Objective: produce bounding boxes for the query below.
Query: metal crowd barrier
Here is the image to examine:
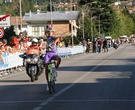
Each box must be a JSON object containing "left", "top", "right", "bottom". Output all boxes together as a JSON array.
[
  {"left": 0, "top": 46, "right": 84, "bottom": 74},
  {"left": 57, "top": 46, "right": 84, "bottom": 56},
  {"left": 0, "top": 52, "right": 23, "bottom": 71}
]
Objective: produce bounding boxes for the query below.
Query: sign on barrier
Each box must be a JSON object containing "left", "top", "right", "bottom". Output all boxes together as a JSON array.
[
  {"left": 0, "top": 52, "right": 23, "bottom": 71},
  {"left": 0, "top": 28, "right": 4, "bottom": 38}
]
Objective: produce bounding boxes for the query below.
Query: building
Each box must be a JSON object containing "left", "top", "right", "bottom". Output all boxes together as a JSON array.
[
  {"left": 10, "top": 16, "right": 27, "bottom": 35},
  {"left": 22, "top": 11, "right": 79, "bottom": 38}
]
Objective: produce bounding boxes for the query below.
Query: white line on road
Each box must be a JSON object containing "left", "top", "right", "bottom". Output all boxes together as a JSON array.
[
  {"left": 33, "top": 53, "right": 116, "bottom": 110},
  {"left": 40, "top": 99, "right": 135, "bottom": 102},
  {"left": 1, "top": 99, "right": 135, "bottom": 104},
  {"left": 0, "top": 99, "right": 135, "bottom": 104}
]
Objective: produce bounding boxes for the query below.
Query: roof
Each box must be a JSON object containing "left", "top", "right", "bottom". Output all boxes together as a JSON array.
[{"left": 23, "top": 11, "right": 79, "bottom": 22}]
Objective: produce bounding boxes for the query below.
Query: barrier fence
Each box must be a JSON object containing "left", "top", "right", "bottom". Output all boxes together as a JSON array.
[
  {"left": 0, "top": 46, "right": 84, "bottom": 71},
  {"left": 0, "top": 52, "right": 23, "bottom": 71}
]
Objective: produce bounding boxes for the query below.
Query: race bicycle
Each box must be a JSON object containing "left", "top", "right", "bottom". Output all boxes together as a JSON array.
[{"left": 45, "top": 41, "right": 59, "bottom": 94}]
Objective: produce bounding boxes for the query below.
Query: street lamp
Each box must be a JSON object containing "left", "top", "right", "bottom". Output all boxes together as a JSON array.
[
  {"left": 99, "top": 12, "right": 109, "bottom": 37},
  {"left": 91, "top": 11, "right": 96, "bottom": 41},
  {"left": 91, "top": 11, "right": 97, "bottom": 41}
]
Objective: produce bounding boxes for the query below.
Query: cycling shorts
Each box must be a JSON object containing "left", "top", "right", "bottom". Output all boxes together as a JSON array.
[{"left": 44, "top": 52, "right": 57, "bottom": 64}]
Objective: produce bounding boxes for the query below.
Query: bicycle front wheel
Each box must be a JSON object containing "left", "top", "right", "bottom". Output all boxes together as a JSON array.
[{"left": 48, "top": 81, "right": 55, "bottom": 94}]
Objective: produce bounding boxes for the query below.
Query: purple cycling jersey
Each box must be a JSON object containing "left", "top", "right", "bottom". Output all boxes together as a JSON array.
[
  {"left": 46, "top": 36, "right": 57, "bottom": 53},
  {"left": 44, "top": 36, "right": 58, "bottom": 64}
]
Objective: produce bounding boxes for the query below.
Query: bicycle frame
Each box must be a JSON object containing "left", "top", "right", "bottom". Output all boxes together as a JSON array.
[
  {"left": 48, "top": 62, "right": 55, "bottom": 94},
  {"left": 48, "top": 63, "right": 53, "bottom": 81}
]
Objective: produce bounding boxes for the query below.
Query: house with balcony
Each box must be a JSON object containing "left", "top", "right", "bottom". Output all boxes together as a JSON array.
[{"left": 22, "top": 10, "right": 79, "bottom": 38}]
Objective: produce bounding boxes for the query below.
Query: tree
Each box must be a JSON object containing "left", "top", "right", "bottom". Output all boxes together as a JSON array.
[{"left": 78, "top": 0, "right": 135, "bottom": 39}]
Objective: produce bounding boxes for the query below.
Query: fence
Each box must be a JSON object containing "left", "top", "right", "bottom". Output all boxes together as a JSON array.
[
  {"left": 0, "top": 46, "right": 84, "bottom": 71},
  {"left": 0, "top": 52, "right": 23, "bottom": 71}
]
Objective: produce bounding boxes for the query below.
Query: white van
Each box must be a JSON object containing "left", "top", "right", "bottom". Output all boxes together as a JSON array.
[{"left": 105, "top": 36, "right": 112, "bottom": 40}]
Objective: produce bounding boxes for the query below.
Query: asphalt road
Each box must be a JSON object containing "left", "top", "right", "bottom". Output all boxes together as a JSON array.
[{"left": 0, "top": 44, "right": 135, "bottom": 110}]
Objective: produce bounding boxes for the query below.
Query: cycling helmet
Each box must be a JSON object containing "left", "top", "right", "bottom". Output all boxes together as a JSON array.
[
  {"left": 45, "top": 25, "right": 54, "bottom": 32},
  {"left": 32, "top": 38, "right": 38, "bottom": 43}
]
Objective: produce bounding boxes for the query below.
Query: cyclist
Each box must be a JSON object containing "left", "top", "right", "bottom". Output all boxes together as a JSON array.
[{"left": 44, "top": 25, "right": 61, "bottom": 90}]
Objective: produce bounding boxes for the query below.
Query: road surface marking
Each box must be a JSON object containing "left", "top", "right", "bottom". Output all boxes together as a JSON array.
[
  {"left": 33, "top": 53, "right": 116, "bottom": 110},
  {"left": 1, "top": 99, "right": 135, "bottom": 104}
]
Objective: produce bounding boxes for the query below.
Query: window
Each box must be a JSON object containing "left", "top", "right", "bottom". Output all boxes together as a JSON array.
[
  {"left": 32, "top": 26, "right": 39, "bottom": 36},
  {"left": 41, "top": 26, "right": 45, "bottom": 36}
]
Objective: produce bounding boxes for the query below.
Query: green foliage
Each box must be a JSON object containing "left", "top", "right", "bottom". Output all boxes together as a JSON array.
[
  {"left": 1, "top": 0, "right": 135, "bottom": 42},
  {"left": 0, "top": 0, "right": 79, "bottom": 15},
  {"left": 78, "top": 0, "right": 135, "bottom": 40},
  {"left": 83, "top": 16, "right": 91, "bottom": 39}
]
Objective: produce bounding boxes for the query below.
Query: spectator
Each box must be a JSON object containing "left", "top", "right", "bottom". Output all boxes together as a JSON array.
[
  {"left": 86, "top": 39, "right": 91, "bottom": 53},
  {"left": 103, "top": 39, "right": 108, "bottom": 53},
  {"left": 97, "top": 38, "right": 103, "bottom": 53},
  {"left": 19, "top": 32, "right": 25, "bottom": 41},
  {"left": 68, "top": 40, "right": 71, "bottom": 46},
  {"left": 10, "top": 35, "right": 21, "bottom": 49},
  {"left": 27, "top": 37, "right": 32, "bottom": 47},
  {"left": 0, "top": 52, "right": 4, "bottom": 64},
  {"left": 93, "top": 38, "right": 97, "bottom": 53},
  {"left": 59, "top": 39, "right": 65, "bottom": 47},
  {"left": 0, "top": 40, "right": 4, "bottom": 64},
  {"left": 2, "top": 39, "right": 12, "bottom": 53},
  {"left": 18, "top": 40, "right": 26, "bottom": 52},
  {"left": 39, "top": 39, "right": 46, "bottom": 54},
  {"left": 82, "top": 38, "right": 87, "bottom": 54},
  {"left": 23, "top": 35, "right": 28, "bottom": 44}
]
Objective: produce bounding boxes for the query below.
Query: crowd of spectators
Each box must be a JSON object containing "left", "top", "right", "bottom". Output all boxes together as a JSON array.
[
  {"left": 92, "top": 37, "right": 123, "bottom": 53},
  {"left": 0, "top": 32, "right": 48, "bottom": 75},
  {"left": 0, "top": 32, "right": 132, "bottom": 76},
  {"left": 81, "top": 37, "right": 131, "bottom": 54},
  {"left": 0, "top": 33, "right": 132, "bottom": 63},
  {"left": 0, "top": 31, "right": 73, "bottom": 76},
  {"left": 0, "top": 33, "right": 49, "bottom": 55},
  {"left": 0, "top": 32, "right": 70, "bottom": 66}
]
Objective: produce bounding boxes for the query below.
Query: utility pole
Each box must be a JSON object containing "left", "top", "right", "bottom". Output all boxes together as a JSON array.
[
  {"left": 50, "top": 0, "right": 53, "bottom": 27},
  {"left": 20, "top": 0, "right": 22, "bottom": 32},
  {"left": 82, "top": 12, "right": 84, "bottom": 39},
  {"left": 99, "top": 13, "right": 101, "bottom": 37},
  {"left": 70, "top": 0, "right": 74, "bottom": 47},
  {"left": 91, "top": 11, "right": 93, "bottom": 41}
]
